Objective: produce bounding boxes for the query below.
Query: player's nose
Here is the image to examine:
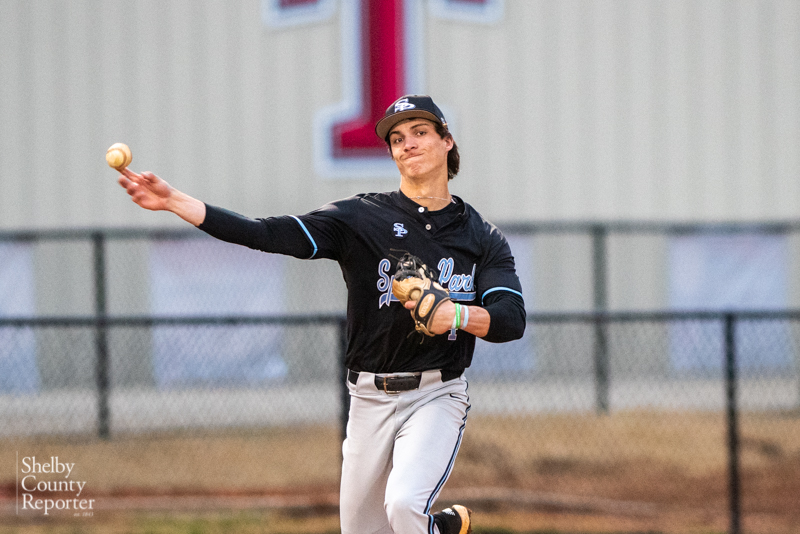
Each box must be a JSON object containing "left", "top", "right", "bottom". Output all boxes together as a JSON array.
[{"left": 402, "top": 136, "right": 417, "bottom": 151}]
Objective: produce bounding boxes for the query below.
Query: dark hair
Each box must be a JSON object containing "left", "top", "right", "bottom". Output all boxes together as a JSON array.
[
  {"left": 435, "top": 122, "right": 460, "bottom": 181},
  {"left": 385, "top": 120, "right": 460, "bottom": 180}
]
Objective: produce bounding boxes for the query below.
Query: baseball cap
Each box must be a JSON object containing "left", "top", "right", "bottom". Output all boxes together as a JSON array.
[{"left": 375, "top": 95, "right": 448, "bottom": 140}]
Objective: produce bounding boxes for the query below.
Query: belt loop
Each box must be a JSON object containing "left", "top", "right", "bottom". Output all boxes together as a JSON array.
[{"left": 347, "top": 369, "right": 359, "bottom": 386}]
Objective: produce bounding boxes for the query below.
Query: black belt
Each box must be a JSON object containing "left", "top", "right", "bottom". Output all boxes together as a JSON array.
[{"left": 347, "top": 369, "right": 461, "bottom": 393}]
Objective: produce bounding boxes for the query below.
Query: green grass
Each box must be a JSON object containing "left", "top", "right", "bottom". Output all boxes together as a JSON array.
[{"left": 0, "top": 512, "right": 595, "bottom": 534}]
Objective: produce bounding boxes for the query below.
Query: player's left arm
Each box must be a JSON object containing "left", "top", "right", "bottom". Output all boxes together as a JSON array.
[
  {"left": 402, "top": 299, "right": 491, "bottom": 338},
  {"left": 474, "top": 290, "right": 526, "bottom": 342},
  {"left": 402, "top": 231, "right": 525, "bottom": 340},
  {"left": 402, "top": 289, "right": 523, "bottom": 340},
  {"left": 468, "top": 228, "right": 526, "bottom": 342}
]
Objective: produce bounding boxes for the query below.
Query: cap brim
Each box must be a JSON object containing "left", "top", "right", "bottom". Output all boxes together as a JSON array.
[{"left": 375, "top": 110, "right": 443, "bottom": 140}]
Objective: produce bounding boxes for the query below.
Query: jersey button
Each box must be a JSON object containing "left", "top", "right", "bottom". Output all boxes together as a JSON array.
[
  {"left": 425, "top": 224, "right": 432, "bottom": 230},
  {"left": 418, "top": 207, "right": 425, "bottom": 213}
]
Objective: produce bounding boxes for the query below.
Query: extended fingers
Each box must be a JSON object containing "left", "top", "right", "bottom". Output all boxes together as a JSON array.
[
  {"left": 120, "top": 167, "right": 140, "bottom": 180},
  {"left": 140, "top": 171, "right": 157, "bottom": 183},
  {"left": 117, "top": 173, "right": 139, "bottom": 194},
  {"left": 118, "top": 169, "right": 150, "bottom": 200}
]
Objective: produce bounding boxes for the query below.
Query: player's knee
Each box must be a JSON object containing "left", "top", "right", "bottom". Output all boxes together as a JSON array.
[{"left": 384, "top": 492, "right": 421, "bottom": 527}]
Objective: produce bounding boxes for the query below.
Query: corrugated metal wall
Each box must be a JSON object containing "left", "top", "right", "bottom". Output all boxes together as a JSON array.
[{"left": 1, "top": 0, "right": 798, "bottom": 230}]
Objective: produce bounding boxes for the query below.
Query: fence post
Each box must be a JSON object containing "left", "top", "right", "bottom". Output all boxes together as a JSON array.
[
  {"left": 592, "top": 225, "right": 609, "bottom": 414},
  {"left": 92, "top": 232, "right": 110, "bottom": 440},
  {"left": 338, "top": 318, "right": 349, "bottom": 445},
  {"left": 724, "top": 313, "right": 741, "bottom": 534}
]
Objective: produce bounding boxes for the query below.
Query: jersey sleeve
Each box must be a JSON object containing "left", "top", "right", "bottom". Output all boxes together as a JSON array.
[
  {"left": 476, "top": 226, "right": 526, "bottom": 343},
  {"left": 292, "top": 200, "right": 356, "bottom": 261},
  {"left": 198, "top": 202, "right": 352, "bottom": 261},
  {"left": 477, "top": 226, "right": 524, "bottom": 304}
]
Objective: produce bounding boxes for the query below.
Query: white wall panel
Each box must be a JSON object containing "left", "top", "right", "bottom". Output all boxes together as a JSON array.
[
  {"left": 429, "top": 0, "right": 800, "bottom": 222},
  {"left": 0, "top": 0, "right": 798, "bottom": 229}
]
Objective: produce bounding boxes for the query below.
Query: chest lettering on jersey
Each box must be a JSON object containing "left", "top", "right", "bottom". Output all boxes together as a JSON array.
[
  {"left": 377, "top": 258, "right": 396, "bottom": 308},
  {"left": 437, "top": 258, "right": 477, "bottom": 301},
  {"left": 377, "top": 257, "right": 477, "bottom": 309}
]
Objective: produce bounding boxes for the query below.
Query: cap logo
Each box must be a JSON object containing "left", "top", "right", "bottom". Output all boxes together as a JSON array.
[{"left": 394, "top": 98, "right": 416, "bottom": 113}]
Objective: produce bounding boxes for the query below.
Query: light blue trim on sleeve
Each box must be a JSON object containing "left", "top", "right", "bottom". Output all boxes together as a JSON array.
[
  {"left": 481, "top": 286, "right": 523, "bottom": 305},
  {"left": 290, "top": 216, "right": 318, "bottom": 259}
]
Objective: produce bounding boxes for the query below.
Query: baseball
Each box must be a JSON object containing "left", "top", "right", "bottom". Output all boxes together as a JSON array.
[{"left": 106, "top": 143, "right": 132, "bottom": 170}]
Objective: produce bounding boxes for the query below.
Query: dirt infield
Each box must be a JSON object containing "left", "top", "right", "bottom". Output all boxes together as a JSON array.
[{"left": 2, "top": 411, "right": 799, "bottom": 533}]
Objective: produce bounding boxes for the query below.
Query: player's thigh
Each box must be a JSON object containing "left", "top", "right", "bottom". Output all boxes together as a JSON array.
[
  {"left": 388, "top": 384, "right": 470, "bottom": 502},
  {"left": 342, "top": 387, "right": 398, "bottom": 458},
  {"left": 340, "top": 390, "right": 397, "bottom": 533}
]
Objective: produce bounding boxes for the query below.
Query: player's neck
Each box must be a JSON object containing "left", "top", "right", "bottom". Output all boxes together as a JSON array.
[{"left": 400, "top": 179, "right": 451, "bottom": 211}]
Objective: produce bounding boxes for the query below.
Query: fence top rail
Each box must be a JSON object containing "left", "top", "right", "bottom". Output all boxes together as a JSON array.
[
  {"left": 526, "top": 309, "right": 800, "bottom": 322},
  {"left": 498, "top": 220, "right": 800, "bottom": 235},
  {"left": 0, "top": 313, "right": 347, "bottom": 327},
  {"left": 0, "top": 227, "right": 202, "bottom": 242},
  {"left": 3, "top": 309, "right": 800, "bottom": 327},
  {"left": 3, "top": 220, "right": 800, "bottom": 241}
]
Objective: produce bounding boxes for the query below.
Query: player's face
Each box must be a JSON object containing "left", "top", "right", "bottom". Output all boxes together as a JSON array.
[{"left": 388, "top": 119, "right": 453, "bottom": 181}]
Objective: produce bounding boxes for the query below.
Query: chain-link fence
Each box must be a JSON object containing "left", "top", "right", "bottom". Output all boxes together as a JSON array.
[{"left": 2, "top": 227, "right": 799, "bottom": 533}]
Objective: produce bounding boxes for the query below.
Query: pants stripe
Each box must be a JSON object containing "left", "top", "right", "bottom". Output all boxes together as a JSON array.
[{"left": 425, "top": 388, "right": 471, "bottom": 534}]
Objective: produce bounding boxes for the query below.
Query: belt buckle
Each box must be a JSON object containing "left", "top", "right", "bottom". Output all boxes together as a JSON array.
[{"left": 382, "top": 377, "right": 400, "bottom": 395}]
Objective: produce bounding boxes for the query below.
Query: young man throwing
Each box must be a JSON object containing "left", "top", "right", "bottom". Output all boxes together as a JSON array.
[{"left": 117, "top": 95, "right": 526, "bottom": 534}]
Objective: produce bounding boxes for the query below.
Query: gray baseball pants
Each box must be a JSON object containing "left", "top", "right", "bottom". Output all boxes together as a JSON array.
[{"left": 339, "top": 369, "right": 470, "bottom": 534}]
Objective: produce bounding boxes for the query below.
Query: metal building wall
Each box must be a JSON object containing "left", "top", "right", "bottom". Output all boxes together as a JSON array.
[
  {"left": 0, "top": 0, "right": 798, "bottom": 231},
  {"left": 429, "top": 0, "right": 800, "bottom": 221}
]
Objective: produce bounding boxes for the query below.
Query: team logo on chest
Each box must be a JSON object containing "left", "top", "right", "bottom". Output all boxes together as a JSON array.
[{"left": 393, "top": 223, "right": 408, "bottom": 239}]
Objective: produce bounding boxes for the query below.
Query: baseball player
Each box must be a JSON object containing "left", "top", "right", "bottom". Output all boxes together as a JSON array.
[{"left": 116, "top": 94, "right": 525, "bottom": 534}]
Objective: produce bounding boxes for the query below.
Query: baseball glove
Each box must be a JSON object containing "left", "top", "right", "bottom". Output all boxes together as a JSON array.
[{"left": 391, "top": 253, "right": 451, "bottom": 337}]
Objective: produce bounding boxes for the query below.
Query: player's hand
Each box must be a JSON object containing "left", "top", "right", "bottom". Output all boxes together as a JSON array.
[
  {"left": 404, "top": 299, "right": 456, "bottom": 335},
  {"left": 118, "top": 169, "right": 172, "bottom": 211}
]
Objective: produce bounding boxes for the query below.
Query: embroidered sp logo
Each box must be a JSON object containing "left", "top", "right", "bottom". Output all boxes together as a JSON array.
[
  {"left": 394, "top": 98, "right": 416, "bottom": 112},
  {"left": 393, "top": 223, "right": 408, "bottom": 239}
]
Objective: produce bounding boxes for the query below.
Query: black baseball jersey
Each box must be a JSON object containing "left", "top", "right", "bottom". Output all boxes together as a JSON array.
[{"left": 199, "top": 190, "right": 525, "bottom": 375}]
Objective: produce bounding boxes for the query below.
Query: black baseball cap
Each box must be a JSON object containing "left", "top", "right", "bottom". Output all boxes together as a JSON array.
[{"left": 375, "top": 95, "right": 448, "bottom": 140}]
